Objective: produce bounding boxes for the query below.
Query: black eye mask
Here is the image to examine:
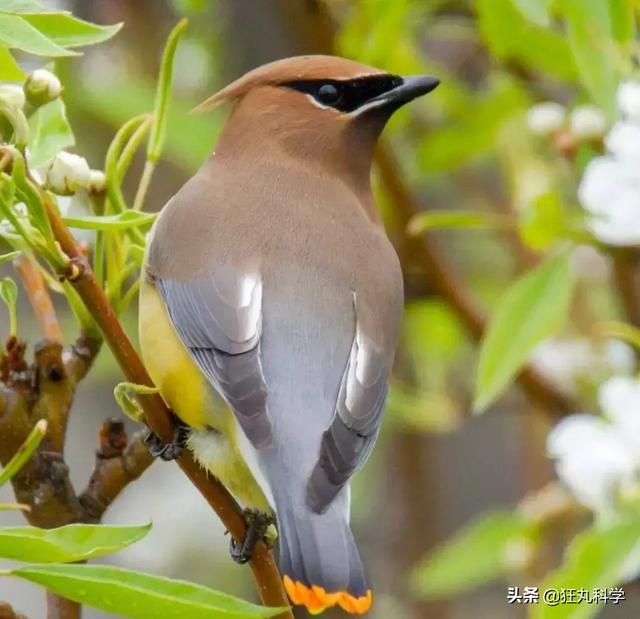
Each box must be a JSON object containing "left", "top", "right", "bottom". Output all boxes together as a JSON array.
[{"left": 282, "top": 75, "right": 403, "bottom": 113}]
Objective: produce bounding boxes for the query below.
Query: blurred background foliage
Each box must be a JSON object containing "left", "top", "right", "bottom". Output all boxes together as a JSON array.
[{"left": 2, "top": 0, "right": 640, "bottom": 618}]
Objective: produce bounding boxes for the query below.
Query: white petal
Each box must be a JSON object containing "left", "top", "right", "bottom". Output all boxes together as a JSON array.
[
  {"left": 548, "top": 412, "right": 638, "bottom": 512},
  {"left": 604, "top": 340, "right": 636, "bottom": 376},
  {"left": 588, "top": 218, "right": 640, "bottom": 247},
  {"left": 578, "top": 156, "right": 640, "bottom": 215},
  {"left": 30, "top": 69, "right": 62, "bottom": 99},
  {"left": 547, "top": 413, "right": 611, "bottom": 458},
  {"left": 605, "top": 121, "right": 640, "bottom": 162},
  {"left": 46, "top": 151, "right": 91, "bottom": 194},
  {"left": 0, "top": 84, "right": 25, "bottom": 109},
  {"left": 617, "top": 80, "right": 640, "bottom": 124},
  {"left": 600, "top": 376, "right": 640, "bottom": 457},
  {"left": 554, "top": 448, "right": 636, "bottom": 512},
  {"left": 570, "top": 105, "right": 608, "bottom": 140},
  {"left": 526, "top": 102, "right": 566, "bottom": 136}
]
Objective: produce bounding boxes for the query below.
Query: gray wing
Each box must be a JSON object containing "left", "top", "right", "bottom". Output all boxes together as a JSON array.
[
  {"left": 154, "top": 266, "right": 273, "bottom": 448},
  {"left": 306, "top": 298, "right": 390, "bottom": 513}
]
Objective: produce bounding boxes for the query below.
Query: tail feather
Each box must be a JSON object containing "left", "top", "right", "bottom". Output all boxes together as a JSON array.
[{"left": 275, "top": 489, "right": 371, "bottom": 614}]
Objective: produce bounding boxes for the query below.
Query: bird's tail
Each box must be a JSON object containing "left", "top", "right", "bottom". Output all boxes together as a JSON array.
[{"left": 274, "top": 489, "right": 371, "bottom": 615}]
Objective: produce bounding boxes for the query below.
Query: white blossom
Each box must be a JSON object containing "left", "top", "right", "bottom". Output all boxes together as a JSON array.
[
  {"left": 25, "top": 69, "right": 62, "bottom": 105},
  {"left": 578, "top": 156, "right": 640, "bottom": 245},
  {"left": 45, "top": 151, "right": 91, "bottom": 194},
  {"left": 617, "top": 80, "right": 640, "bottom": 124},
  {"left": 576, "top": 80, "right": 640, "bottom": 246},
  {"left": 531, "top": 337, "right": 634, "bottom": 395},
  {"left": 569, "top": 105, "right": 607, "bottom": 140},
  {"left": 0, "top": 84, "right": 25, "bottom": 109},
  {"left": 526, "top": 102, "right": 566, "bottom": 136},
  {"left": 605, "top": 121, "right": 640, "bottom": 162},
  {"left": 547, "top": 376, "right": 640, "bottom": 515}
]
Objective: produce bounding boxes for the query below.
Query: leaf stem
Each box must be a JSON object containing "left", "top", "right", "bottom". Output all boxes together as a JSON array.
[{"left": 132, "top": 160, "right": 154, "bottom": 212}]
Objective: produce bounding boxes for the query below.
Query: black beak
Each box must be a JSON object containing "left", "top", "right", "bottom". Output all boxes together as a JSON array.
[{"left": 369, "top": 75, "right": 440, "bottom": 108}]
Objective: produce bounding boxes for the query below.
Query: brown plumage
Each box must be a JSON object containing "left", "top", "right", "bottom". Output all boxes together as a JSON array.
[{"left": 139, "top": 55, "right": 438, "bottom": 615}]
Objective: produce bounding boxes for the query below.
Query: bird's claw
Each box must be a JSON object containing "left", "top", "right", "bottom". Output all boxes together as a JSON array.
[
  {"left": 143, "top": 422, "right": 189, "bottom": 461},
  {"left": 229, "top": 511, "right": 274, "bottom": 564}
]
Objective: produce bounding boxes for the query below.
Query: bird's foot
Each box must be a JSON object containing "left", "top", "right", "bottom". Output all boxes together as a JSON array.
[
  {"left": 143, "top": 421, "right": 190, "bottom": 461},
  {"left": 229, "top": 510, "right": 274, "bottom": 564}
]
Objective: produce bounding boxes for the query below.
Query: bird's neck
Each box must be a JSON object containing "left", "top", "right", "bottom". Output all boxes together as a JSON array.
[{"left": 212, "top": 107, "right": 382, "bottom": 223}]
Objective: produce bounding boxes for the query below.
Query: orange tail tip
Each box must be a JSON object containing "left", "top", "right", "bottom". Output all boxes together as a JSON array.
[{"left": 283, "top": 575, "right": 372, "bottom": 615}]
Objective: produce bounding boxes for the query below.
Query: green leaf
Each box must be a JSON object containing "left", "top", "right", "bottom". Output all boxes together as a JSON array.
[
  {"left": 518, "top": 192, "right": 566, "bottom": 250},
  {"left": 557, "top": 0, "right": 620, "bottom": 116},
  {"left": 0, "top": 13, "right": 77, "bottom": 57},
  {"left": 0, "top": 523, "right": 150, "bottom": 563},
  {"left": 411, "top": 511, "right": 537, "bottom": 599},
  {"left": 22, "top": 14, "right": 122, "bottom": 48},
  {"left": 476, "top": 0, "right": 576, "bottom": 81},
  {"left": 608, "top": 0, "right": 635, "bottom": 43},
  {"left": 531, "top": 520, "right": 640, "bottom": 619},
  {"left": 0, "top": 250, "right": 20, "bottom": 265},
  {"left": 0, "top": 276, "right": 18, "bottom": 335},
  {"left": 511, "top": 0, "right": 550, "bottom": 27},
  {"left": 0, "top": 419, "right": 46, "bottom": 487},
  {"left": 62, "top": 210, "right": 156, "bottom": 231},
  {"left": 474, "top": 252, "right": 575, "bottom": 412},
  {"left": 8, "top": 564, "right": 286, "bottom": 619},
  {"left": 11, "top": 150, "right": 56, "bottom": 250},
  {"left": 408, "top": 210, "right": 511, "bottom": 235},
  {"left": 148, "top": 18, "right": 188, "bottom": 163},
  {"left": 0, "top": 46, "right": 24, "bottom": 80},
  {"left": 28, "top": 98, "right": 75, "bottom": 167}
]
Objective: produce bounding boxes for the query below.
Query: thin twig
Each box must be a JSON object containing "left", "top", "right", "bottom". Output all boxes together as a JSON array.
[
  {"left": 14, "top": 255, "right": 63, "bottom": 344},
  {"left": 37, "top": 188, "right": 292, "bottom": 615},
  {"left": 79, "top": 422, "right": 153, "bottom": 522}
]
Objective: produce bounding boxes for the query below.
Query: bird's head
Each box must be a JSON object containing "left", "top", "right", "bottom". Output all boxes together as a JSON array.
[{"left": 195, "top": 55, "right": 439, "bottom": 179}]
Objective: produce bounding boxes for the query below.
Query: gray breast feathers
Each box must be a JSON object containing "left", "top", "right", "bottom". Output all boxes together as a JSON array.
[
  {"left": 155, "top": 266, "right": 273, "bottom": 448},
  {"left": 306, "top": 294, "right": 390, "bottom": 513}
]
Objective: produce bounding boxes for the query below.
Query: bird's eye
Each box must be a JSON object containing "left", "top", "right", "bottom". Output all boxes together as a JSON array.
[{"left": 316, "top": 83, "right": 342, "bottom": 105}]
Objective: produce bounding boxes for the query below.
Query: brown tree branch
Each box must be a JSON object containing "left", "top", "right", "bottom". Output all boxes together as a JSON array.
[
  {"left": 0, "top": 601, "right": 28, "bottom": 619},
  {"left": 374, "top": 144, "right": 574, "bottom": 417},
  {"left": 79, "top": 420, "right": 153, "bottom": 522},
  {"left": 14, "top": 256, "right": 63, "bottom": 344},
  {"left": 45, "top": 593, "right": 78, "bottom": 619},
  {"left": 612, "top": 248, "right": 640, "bottom": 329},
  {"left": 37, "top": 189, "right": 292, "bottom": 615}
]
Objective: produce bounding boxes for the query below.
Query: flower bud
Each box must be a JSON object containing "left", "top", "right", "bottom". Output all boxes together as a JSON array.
[
  {"left": 0, "top": 84, "right": 26, "bottom": 110},
  {"left": 24, "top": 69, "right": 62, "bottom": 107},
  {"left": 569, "top": 105, "right": 607, "bottom": 140},
  {"left": 617, "top": 80, "right": 640, "bottom": 124},
  {"left": 87, "top": 169, "right": 106, "bottom": 194},
  {"left": 45, "top": 151, "right": 91, "bottom": 195},
  {"left": 526, "top": 102, "right": 566, "bottom": 136}
]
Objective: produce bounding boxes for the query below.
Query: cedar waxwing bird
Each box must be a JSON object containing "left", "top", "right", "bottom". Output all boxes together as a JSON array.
[{"left": 139, "top": 55, "right": 439, "bottom": 615}]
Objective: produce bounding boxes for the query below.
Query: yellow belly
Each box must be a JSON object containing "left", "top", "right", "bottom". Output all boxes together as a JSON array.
[{"left": 138, "top": 278, "right": 270, "bottom": 511}]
